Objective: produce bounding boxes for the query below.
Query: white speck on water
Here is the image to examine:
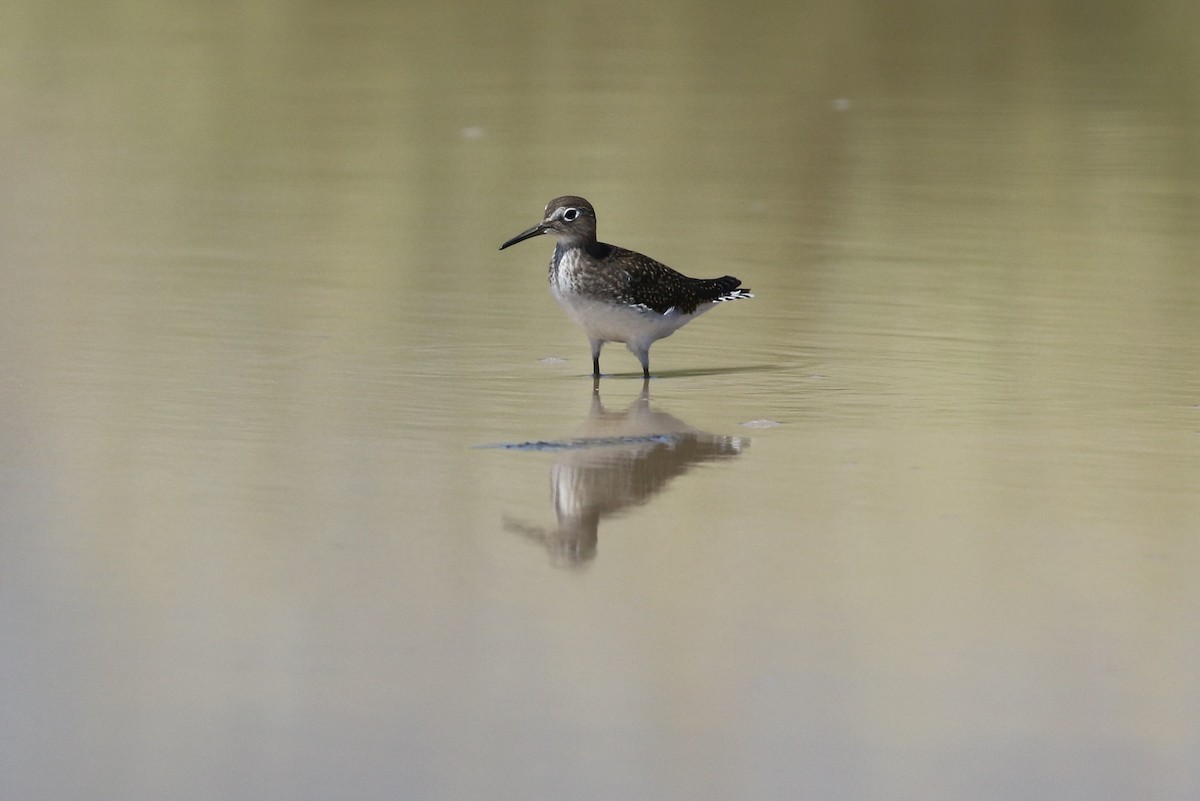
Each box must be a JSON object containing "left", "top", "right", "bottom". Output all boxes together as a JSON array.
[
  {"left": 460, "top": 126, "right": 486, "bottom": 140},
  {"left": 832, "top": 98, "right": 852, "bottom": 111},
  {"left": 741, "top": 419, "right": 781, "bottom": 429},
  {"left": 539, "top": 357, "right": 567, "bottom": 365}
]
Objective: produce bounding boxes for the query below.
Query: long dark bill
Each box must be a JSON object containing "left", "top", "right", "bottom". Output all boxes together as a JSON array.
[{"left": 498, "top": 224, "right": 547, "bottom": 251}]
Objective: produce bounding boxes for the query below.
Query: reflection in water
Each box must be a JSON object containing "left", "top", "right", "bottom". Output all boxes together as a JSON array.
[{"left": 504, "top": 380, "right": 747, "bottom": 566}]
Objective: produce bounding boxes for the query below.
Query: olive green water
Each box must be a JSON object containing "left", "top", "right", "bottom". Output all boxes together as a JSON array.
[{"left": 3, "top": 2, "right": 1199, "bottom": 800}]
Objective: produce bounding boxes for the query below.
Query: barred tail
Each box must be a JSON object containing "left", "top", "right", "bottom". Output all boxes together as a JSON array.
[{"left": 713, "top": 288, "right": 753, "bottom": 302}]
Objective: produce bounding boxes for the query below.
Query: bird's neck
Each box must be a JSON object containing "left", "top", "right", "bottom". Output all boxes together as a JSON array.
[{"left": 555, "top": 239, "right": 611, "bottom": 260}]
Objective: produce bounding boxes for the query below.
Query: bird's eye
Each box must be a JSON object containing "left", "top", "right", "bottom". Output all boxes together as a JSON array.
[{"left": 562, "top": 208, "right": 580, "bottom": 222}]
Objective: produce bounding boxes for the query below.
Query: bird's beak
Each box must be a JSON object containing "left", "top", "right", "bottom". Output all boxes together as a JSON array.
[{"left": 499, "top": 222, "right": 548, "bottom": 250}]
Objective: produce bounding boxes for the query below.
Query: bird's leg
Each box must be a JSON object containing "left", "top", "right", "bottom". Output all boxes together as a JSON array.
[
  {"left": 631, "top": 342, "right": 651, "bottom": 380},
  {"left": 590, "top": 339, "right": 603, "bottom": 378}
]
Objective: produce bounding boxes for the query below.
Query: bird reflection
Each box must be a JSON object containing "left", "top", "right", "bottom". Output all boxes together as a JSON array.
[{"left": 504, "top": 379, "right": 747, "bottom": 567}]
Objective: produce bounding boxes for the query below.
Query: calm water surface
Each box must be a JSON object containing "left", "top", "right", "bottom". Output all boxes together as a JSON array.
[{"left": 3, "top": 2, "right": 1199, "bottom": 800}]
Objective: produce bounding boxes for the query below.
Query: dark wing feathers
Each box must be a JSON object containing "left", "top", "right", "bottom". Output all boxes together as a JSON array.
[{"left": 606, "top": 246, "right": 745, "bottom": 314}]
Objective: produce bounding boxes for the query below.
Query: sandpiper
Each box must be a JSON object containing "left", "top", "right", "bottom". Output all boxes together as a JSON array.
[{"left": 499, "top": 196, "right": 753, "bottom": 378}]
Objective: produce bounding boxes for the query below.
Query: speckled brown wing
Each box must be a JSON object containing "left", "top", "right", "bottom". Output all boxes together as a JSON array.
[{"left": 607, "top": 246, "right": 746, "bottom": 314}]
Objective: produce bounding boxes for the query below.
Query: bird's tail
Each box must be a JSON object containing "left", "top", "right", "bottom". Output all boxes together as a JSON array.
[{"left": 700, "top": 275, "right": 753, "bottom": 302}]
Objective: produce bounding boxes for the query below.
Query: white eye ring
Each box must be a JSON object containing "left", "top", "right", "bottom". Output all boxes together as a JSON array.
[{"left": 562, "top": 208, "right": 580, "bottom": 222}]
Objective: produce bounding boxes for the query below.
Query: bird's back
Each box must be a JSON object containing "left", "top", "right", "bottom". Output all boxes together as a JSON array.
[{"left": 553, "top": 243, "right": 746, "bottom": 316}]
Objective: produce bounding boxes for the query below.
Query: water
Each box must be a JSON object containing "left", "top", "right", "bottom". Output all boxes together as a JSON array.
[{"left": 3, "top": 2, "right": 1199, "bottom": 800}]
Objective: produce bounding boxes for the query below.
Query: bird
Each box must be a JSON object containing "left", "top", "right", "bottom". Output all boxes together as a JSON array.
[{"left": 499, "top": 196, "right": 753, "bottom": 379}]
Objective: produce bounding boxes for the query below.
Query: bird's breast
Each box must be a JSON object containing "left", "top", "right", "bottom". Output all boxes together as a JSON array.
[{"left": 549, "top": 247, "right": 616, "bottom": 297}]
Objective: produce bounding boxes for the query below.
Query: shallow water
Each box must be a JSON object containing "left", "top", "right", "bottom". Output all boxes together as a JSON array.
[{"left": 3, "top": 2, "right": 1199, "bottom": 800}]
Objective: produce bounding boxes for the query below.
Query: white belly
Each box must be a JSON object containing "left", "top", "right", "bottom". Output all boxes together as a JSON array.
[{"left": 552, "top": 290, "right": 709, "bottom": 346}]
